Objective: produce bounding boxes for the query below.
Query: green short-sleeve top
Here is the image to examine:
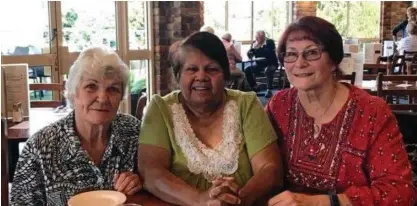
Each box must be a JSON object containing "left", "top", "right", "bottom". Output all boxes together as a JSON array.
[{"left": 139, "top": 89, "right": 277, "bottom": 190}]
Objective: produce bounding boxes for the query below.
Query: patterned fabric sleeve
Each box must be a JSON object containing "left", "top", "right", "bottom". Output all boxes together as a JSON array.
[
  {"left": 10, "top": 136, "right": 46, "bottom": 206},
  {"left": 344, "top": 102, "right": 417, "bottom": 205}
]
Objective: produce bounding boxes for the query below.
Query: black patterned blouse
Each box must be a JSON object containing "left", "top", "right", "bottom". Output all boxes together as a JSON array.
[{"left": 10, "top": 112, "right": 140, "bottom": 206}]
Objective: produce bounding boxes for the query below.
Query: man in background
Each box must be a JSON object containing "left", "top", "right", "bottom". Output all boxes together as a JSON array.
[{"left": 245, "top": 30, "right": 278, "bottom": 98}]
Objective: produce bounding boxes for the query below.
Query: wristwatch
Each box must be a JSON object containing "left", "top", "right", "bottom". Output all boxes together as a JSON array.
[{"left": 329, "top": 193, "right": 340, "bottom": 206}]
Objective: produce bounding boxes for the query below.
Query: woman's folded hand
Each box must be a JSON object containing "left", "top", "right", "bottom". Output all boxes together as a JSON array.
[{"left": 113, "top": 171, "right": 143, "bottom": 195}]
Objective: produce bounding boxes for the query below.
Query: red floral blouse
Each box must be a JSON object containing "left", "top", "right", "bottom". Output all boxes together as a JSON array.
[{"left": 266, "top": 85, "right": 416, "bottom": 206}]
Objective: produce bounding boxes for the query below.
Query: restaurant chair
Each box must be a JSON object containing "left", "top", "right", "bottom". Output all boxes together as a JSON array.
[
  {"left": 403, "top": 51, "right": 417, "bottom": 75},
  {"left": 391, "top": 54, "right": 407, "bottom": 74},
  {"left": 376, "top": 72, "right": 417, "bottom": 110},
  {"left": 1, "top": 118, "right": 9, "bottom": 205},
  {"left": 403, "top": 50, "right": 417, "bottom": 61},
  {"left": 29, "top": 82, "right": 65, "bottom": 108},
  {"left": 135, "top": 88, "right": 147, "bottom": 121},
  {"left": 339, "top": 72, "right": 356, "bottom": 85},
  {"left": 363, "top": 62, "right": 387, "bottom": 75}
]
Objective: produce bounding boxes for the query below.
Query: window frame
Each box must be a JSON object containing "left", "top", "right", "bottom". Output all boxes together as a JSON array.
[
  {"left": 211, "top": 1, "right": 293, "bottom": 44},
  {"left": 1, "top": 1, "right": 154, "bottom": 114}
]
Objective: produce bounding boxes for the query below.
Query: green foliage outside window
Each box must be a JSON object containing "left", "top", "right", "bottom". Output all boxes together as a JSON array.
[{"left": 317, "top": 1, "right": 380, "bottom": 39}]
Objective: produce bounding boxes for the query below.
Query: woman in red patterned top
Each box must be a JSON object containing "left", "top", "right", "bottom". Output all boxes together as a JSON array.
[{"left": 266, "top": 16, "right": 416, "bottom": 206}]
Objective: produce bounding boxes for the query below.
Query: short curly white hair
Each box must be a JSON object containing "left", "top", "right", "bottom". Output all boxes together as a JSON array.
[
  {"left": 200, "top": 25, "right": 215, "bottom": 34},
  {"left": 65, "top": 46, "right": 129, "bottom": 108}
]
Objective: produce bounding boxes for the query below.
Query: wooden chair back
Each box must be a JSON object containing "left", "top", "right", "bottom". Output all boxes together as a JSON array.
[
  {"left": 403, "top": 50, "right": 417, "bottom": 61},
  {"left": 29, "top": 82, "right": 65, "bottom": 108},
  {"left": 391, "top": 54, "right": 406, "bottom": 74},
  {"left": 363, "top": 63, "right": 387, "bottom": 74},
  {"left": 135, "top": 89, "right": 147, "bottom": 121},
  {"left": 376, "top": 72, "right": 417, "bottom": 111},
  {"left": 339, "top": 72, "right": 356, "bottom": 85}
]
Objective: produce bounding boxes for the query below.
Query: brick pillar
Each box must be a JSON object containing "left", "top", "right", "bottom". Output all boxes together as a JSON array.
[
  {"left": 380, "top": 1, "right": 412, "bottom": 41},
  {"left": 152, "top": 1, "right": 203, "bottom": 95},
  {"left": 293, "top": 1, "right": 317, "bottom": 21}
]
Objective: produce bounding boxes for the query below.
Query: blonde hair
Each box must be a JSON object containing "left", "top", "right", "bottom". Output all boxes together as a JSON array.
[
  {"left": 407, "top": 7, "right": 417, "bottom": 15},
  {"left": 407, "top": 22, "right": 417, "bottom": 35}
]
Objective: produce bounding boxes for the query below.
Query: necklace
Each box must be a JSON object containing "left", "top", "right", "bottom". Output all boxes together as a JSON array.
[{"left": 313, "top": 88, "right": 337, "bottom": 137}]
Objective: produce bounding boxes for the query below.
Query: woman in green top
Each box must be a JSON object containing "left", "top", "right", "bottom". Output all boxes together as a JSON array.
[{"left": 138, "top": 32, "right": 283, "bottom": 206}]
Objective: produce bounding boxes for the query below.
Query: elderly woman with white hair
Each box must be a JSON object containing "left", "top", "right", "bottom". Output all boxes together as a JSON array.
[{"left": 10, "top": 46, "right": 142, "bottom": 206}]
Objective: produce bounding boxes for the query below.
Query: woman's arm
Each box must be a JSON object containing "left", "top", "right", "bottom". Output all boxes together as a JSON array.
[
  {"left": 392, "top": 20, "right": 408, "bottom": 42},
  {"left": 10, "top": 138, "right": 46, "bottom": 206},
  {"left": 342, "top": 103, "right": 416, "bottom": 205},
  {"left": 139, "top": 145, "right": 241, "bottom": 206},
  {"left": 239, "top": 143, "right": 283, "bottom": 205},
  {"left": 138, "top": 144, "right": 202, "bottom": 206}
]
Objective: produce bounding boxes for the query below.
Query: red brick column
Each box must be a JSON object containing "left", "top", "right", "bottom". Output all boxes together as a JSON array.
[
  {"left": 152, "top": 1, "right": 203, "bottom": 95},
  {"left": 380, "top": 1, "right": 412, "bottom": 41},
  {"left": 293, "top": 1, "right": 317, "bottom": 21}
]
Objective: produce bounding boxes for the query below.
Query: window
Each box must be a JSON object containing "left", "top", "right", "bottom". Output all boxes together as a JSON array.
[
  {"left": 204, "top": 1, "right": 291, "bottom": 42},
  {"left": 61, "top": 2, "right": 117, "bottom": 52},
  {"left": 253, "top": 1, "right": 290, "bottom": 42},
  {"left": 1, "top": 2, "right": 153, "bottom": 114},
  {"left": 317, "top": 1, "right": 380, "bottom": 39},
  {"left": 1, "top": 1, "right": 50, "bottom": 56}
]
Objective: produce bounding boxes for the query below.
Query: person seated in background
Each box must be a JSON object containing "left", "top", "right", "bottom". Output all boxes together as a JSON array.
[
  {"left": 221, "top": 32, "right": 246, "bottom": 90},
  {"left": 10, "top": 46, "right": 142, "bottom": 206},
  {"left": 397, "top": 22, "right": 417, "bottom": 55},
  {"left": 200, "top": 25, "right": 215, "bottom": 34},
  {"left": 245, "top": 30, "right": 278, "bottom": 98},
  {"left": 267, "top": 16, "right": 416, "bottom": 206},
  {"left": 393, "top": 7, "right": 417, "bottom": 44},
  {"left": 138, "top": 32, "right": 283, "bottom": 206}
]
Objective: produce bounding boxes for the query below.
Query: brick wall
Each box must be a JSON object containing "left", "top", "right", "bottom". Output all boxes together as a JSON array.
[
  {"left": 380, "top": 1, "right": 412, "bottom": 41},
  {"left": 293, "top": 1, "right": 317, "bottom": 21},
  {"left": 152, "top": 1, "right": 203, "bottom": 95}
]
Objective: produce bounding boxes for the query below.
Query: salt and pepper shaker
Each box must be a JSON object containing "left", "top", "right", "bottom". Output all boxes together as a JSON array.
[{"left": 12, "top": 102, "right": 23, "bottom": 123}]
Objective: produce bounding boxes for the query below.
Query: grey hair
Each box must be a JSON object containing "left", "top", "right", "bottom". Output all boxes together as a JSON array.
[
  {"left": 200, "top": 25, "right": 215, "bottom": 34},
  {"left": 221, "top": 32, "right": 232, "bottom": 42},
  {"left": 64, "top": 46, "right": 129, "bottom": 108}
]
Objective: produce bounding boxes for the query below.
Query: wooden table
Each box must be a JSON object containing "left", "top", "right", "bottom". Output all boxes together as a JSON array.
[
  {"left": 126, "top": 192, "right": 175, "bottom": 206},
  {"left": 7, "top": 107, "right": 71, "bottom": 181}
]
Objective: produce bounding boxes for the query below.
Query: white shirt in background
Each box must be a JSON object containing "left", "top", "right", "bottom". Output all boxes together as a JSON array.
[{"left": 397, "top": 35, "right": 417, "bottom": 54}]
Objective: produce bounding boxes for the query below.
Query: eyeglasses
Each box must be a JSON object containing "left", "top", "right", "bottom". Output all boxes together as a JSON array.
[{"left": 281, "top": 47, "right": 324, "bottom": 63}]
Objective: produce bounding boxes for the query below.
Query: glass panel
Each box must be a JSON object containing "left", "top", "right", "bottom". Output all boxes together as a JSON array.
[
  {"left": 61, "top": 2, "right": 117, "bottom": 52},
  {"left": 29, "top": 65, "right": 53, "bottom": 101},
  {"left": 204, "top": 1, "right": 226, "bottom": 36},
  {"left": 228, "top": 2, "right": 252, "bottom": 41},
  {"left": 254, "top": 1, "right": 288, "bottom": 41},
  {"left": 129, "top": 60, "right": 148, "bottom": 115},
  {"left": 1, "top": 1, "right": 50, "bottom": 56},
  {"left": 240, "top": 44, "right": 252, "bottom": 60},
  {"left": 317, "top": 1, "right": 380, "bottom": 38},
  {"left": 128, "top": 1, "right": 148, "bottom": 50},
  {"left": 130, "top": 60, "right": 148, "bottom": 94}
]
